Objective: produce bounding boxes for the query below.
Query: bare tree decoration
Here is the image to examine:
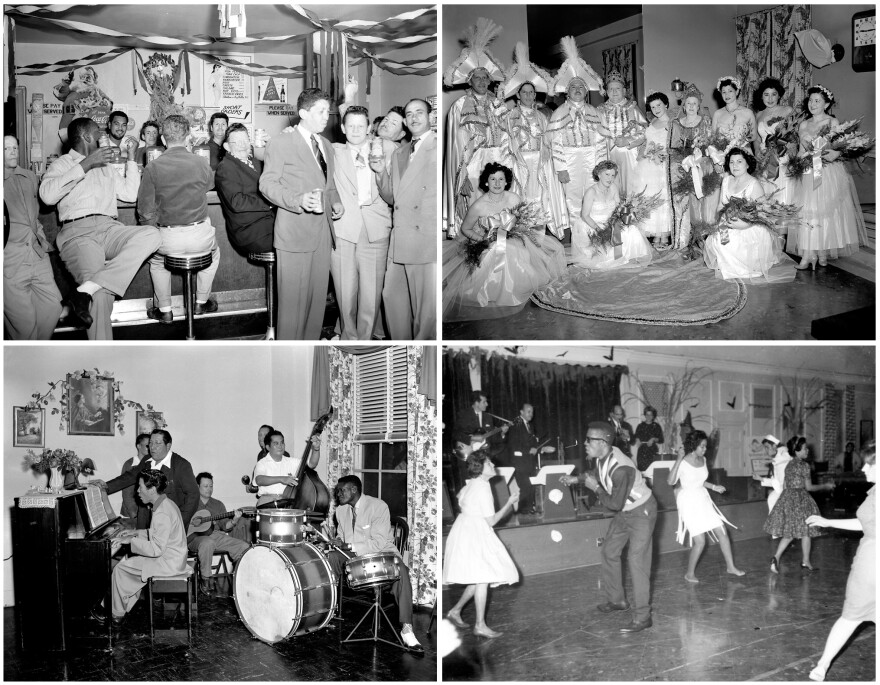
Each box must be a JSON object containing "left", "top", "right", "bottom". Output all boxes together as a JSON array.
[
  {"left": 778, "top": 371, "right": 827, "bottom": 437},
  {"left": 622, "top": 363, "right": 713, "bottom": 453}
]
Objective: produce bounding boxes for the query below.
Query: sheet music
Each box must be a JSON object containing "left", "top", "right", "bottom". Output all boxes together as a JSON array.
[
  {"left": 495, "top": 467, "right": 515, "bottom": 484},
  {"left": 529, "top": 464, "right": 574, "bottom": 486},
  {"left": 82, "top": 484, "right": 110, "bottom": 530}
]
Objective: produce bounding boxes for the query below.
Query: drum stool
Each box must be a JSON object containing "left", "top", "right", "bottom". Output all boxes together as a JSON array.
[
  {"left": 163, "top": 252, "right": 213, "bottom": 340},
  {"left": 147, "top": 566, "right": 195, "bottom": 641},
  {"left": 248, "top": 251, "right": 276, "bottom": 340}
]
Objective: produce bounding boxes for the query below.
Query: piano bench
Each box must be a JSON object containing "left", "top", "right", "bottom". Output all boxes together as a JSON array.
[{"left": 147, "top": 568, "right": 195, "bottom": 641}]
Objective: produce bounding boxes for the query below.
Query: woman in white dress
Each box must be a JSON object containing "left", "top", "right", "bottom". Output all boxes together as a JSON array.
[
  {"left": 755, "top": 78, "right": 797, "bottom": 239},
  {"left": 630, "top": 92, "right": 673, "bottom": 246},
  {"left": 444, "top": 448, "right": 519, "bottom": 638},
  {"left": 712, "top": 76, "right": 757, "bottom": 153},
  {"left": 703, "top": 147, "right": 793, "bottom": 282},
  {"left": 668, "top": 430, "right": 745, "bottom": 582},
  {"left": 574, "top": 160, "right": 652, "bottom": 268}
]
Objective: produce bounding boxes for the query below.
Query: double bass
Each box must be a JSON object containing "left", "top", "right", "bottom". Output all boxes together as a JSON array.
[{"left": 261, "top": 408, "right": 334, "bottom": 517}]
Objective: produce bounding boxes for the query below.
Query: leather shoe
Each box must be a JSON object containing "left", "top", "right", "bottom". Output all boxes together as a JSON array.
[
  {"left": 89, "top": 603, "right": 108, "bottom": 625},
  {"left": 110, "top": 614, "right": 125, "bottom": 628},
  {"left": 194, "top": 299, "right": 218, "bottom": 315},
  {"left": 199, "top": 577, "right": 215, "bottom": 597},
  {"left": 597, "top": 601, "right": 629, "bottom": 613},
  {"left": 147, "top": 307, "right": 173, "bottom": 324},
  {"left": 400, "top": 628, "right": 424, "bottom": 655},
  {"left": 68, "top": 291, "right": 94, "bottom": 327},
  {"left": 619, "top": 617, "right": 652, "bottom": 633}
]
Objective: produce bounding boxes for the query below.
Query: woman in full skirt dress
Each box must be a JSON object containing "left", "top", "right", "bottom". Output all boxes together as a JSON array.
[
  {"left": 806, "top": 441, "right": 876, "bottom": 682},
  {"left": 630, "top": 92, "right": 673, "bottom": 245},
  {"left": 754, "top": 77, "right": 797, "bottom": 239},
  {"left": 703, "top": 147, "right": 794, "bottom": 283},
  {"left": 787, "top": 85, "right": 867, "bottom": 269},
  {"left": 764, "top": 436, "right": 835, "bottom": 572},
  {"left": 667, "top": 430, "right": 744, "bottom": 582},
  {"left": 443, "top": 162, "right": 566, "bottom": 322},
  {"left": 572, "top": 160, "right": 652, "bottom": 269},
  {"left": 444, "top": 448, "right": 519, "bottom": 639}
]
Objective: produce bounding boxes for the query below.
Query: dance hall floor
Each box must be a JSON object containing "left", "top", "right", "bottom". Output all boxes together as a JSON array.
[
  {"left": 442, "top": 533, "right": 875, "bottom": 681},
  {"left": 4, "top": 576, "right": 436, "bottom": 681}
]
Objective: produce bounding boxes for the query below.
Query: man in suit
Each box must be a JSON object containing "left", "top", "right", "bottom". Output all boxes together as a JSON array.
[
  {"left": 370, "top": 98, "right": 436, "bottom": 340},
  {"left": 330, "top": 106, "right": 395, "bottom": 340},
  {"left": 95, "top": 429, "right": 199, "bottom": 530},
  {"left": 259, "top": 88, "right": 343, "bottom": 340},
  {"left": 120, "top": 433, "right": 151, "bottom": 520},
  {"left": 327, "top": 475, "right": 424, "bottom": 653},
  {"left": 508, "top": 403, "right": 540, "bottom": 513},
  {"left": 454, "top": 391, "right": 509, "bottom": 458},
  {"left": 609, "top": 405, "right": 634, "bottom": 458},
  {"left": 215, "top": 123, "right": 276, "bottom": 255}
]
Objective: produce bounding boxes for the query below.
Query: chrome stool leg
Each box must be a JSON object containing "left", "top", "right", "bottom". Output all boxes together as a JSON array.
[
  {"left": 265, "top": 260, "right": 276, "bottom": 340},
  {"left": 163, "top": 252, "right": 213, "bottom": 341}
]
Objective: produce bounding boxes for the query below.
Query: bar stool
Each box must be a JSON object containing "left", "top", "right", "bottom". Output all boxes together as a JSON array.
[
  {"left": 163, "top": 252, "right": 213, "bottom": 340},
  {"left": 147, "top": 567, "right": 196, "bottom": 641},
  {"left": 248, "top": 251, "right": 276, "bottom": 340}
]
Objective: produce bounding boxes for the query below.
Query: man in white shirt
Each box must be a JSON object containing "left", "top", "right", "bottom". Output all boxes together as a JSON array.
[
  {"left": 254, "top": 429, "right": 320, "bottom": 507},
  {"left": 39, "top": 117, "right": 161, "bottom": 339}
]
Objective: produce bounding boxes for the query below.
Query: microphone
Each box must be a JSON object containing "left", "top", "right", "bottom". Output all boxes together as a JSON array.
[{"left": 241, "top": 475, "right": 251, "bottom": 485}]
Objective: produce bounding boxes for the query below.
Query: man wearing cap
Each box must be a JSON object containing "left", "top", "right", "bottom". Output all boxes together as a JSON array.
[
  {"left": 597, "top": 71, "right": 647, "bottom": 194},
  {"left": 546, "top": 37, "right": 613, "bottom": 242},
  {"left": 753, "top": 434, "right": 788, "bottom": 512},
  {"left": 502, "top": 42, "right": 568, "bottom": 239},
  {"left": 443, "top": 18, "right": 513, "bottom": 237},
  {"left": 561, "top": 421, "right": 657, "bottom": 633}
]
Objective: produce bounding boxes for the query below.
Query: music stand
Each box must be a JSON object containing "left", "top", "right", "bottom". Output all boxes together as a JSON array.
[{"left": 530, "top": 465, "right": 575, "bottom": 521}]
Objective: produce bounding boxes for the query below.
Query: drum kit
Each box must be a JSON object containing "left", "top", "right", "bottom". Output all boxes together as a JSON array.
[{"left": 232, "top": 507, "right": 400, "bottom": 644}]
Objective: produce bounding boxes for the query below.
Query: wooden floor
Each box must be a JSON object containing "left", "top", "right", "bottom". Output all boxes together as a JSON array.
[
  {"left": 442, "top": 532, "right": 875, "bottom": 681},
  {"left": 4, "top": 575, "right": 436, "bottom": 681}
]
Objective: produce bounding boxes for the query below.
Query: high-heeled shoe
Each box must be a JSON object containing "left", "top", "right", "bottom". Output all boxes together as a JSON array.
[
  {"left": 818, "top": 258, "right": 828, "bottom": 267},
  {"left": 770, "top": 557, "right": 779, "bottom": 574},
  {"left": 795, "top": 256, "right": 818, "bottom": 271}
]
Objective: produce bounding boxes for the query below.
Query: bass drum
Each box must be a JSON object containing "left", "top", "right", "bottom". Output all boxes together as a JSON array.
[{"left": 233, "top": 542, "right": 337, "bottom": 643}]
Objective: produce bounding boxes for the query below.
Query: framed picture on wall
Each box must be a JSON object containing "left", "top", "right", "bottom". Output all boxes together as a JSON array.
[
  {"left": 67, "top": 374, "right": 114, "bottom": 436},
  {"left": 750, "top": 384, "right": 774, "bottom": 420},
  {"left": 718, "top": 381, "right": 744, "bottom": 411},
  {"left": 136, "top": 411, "right": 165, "bottom": 436},
  {"left": 13, "top": 406, "right": 45, "bottom": 448}
]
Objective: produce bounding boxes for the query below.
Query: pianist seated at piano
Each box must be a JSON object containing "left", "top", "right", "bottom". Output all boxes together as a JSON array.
[
  {"left": 90, "top": 469, "right": 188, "bottom": 627},
  {"left": 187, "top": 472, "right": 251, "bottom": 597}
]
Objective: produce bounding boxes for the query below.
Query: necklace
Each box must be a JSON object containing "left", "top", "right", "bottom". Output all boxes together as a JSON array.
[
  {"left": 485, "top": 191, "right": 505, "bottom": 204},
  {"left": 725, "top": 102, "right": 740, "bottom": 114}
]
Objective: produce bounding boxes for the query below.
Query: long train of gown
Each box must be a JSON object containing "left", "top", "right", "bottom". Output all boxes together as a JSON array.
[
  {"left": 571, "top": 196, "right": 653, "bottom": 269},
  {"left": 443, "top": 208, "right": 566, "bottom": 321}
]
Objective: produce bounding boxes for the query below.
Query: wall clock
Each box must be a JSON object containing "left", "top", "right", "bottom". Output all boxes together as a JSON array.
[{"left": 853, "top": 9, "right": 875, "bottom": 72}]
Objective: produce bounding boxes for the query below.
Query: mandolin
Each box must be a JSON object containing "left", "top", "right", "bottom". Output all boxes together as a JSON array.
[{"left": 187, "top": 506, "right": 256, "bottom": 537}]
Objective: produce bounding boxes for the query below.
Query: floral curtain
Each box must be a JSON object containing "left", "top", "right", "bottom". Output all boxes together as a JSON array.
[
  {"left": 602, "top": 42, "right": 636, "bottom": 100},
  {"left": 407, "top": 346, "right": 437, "bottom": 606},
  {"left": 326, "top": 347, "right": 356, "bottom": 523},
  {"left": 736, "top": 5, "right": 811, "bottom": 111}
]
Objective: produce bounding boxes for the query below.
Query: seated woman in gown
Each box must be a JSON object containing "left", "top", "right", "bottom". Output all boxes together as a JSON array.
[
  {"left": 574, "top": 160, "right": 652, "bottom": 269},
  {"left": 703, "top": 147, "right": 794, "bottom": 283},
  {"left": 442, "top": 162, "right": 566, "bottom": 321}
]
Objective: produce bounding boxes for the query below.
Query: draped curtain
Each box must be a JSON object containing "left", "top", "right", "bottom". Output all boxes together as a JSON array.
[
  {"left": 443, "top": 349, "right": 627, "bottom": 467},
  {"left": 602, "top": 42, "right": 636, "bottom": 100},
  {"left": 326, "top": 347, "right": 356, "bottom": 524},
  {"left": 736, "top": 5, "right": 812, "bottom": 111}
]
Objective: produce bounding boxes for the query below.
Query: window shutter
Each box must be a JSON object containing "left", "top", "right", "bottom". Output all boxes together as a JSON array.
[{"left": 355, "top": 347, "right": 408, "bottom": 441}]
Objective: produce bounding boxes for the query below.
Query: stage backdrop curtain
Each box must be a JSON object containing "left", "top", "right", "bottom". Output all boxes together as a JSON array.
[
  {"left": 602, "top": 42, "right": 636, "bottom": 101},
  {"left": 443, "top": 349, "right": 628, "bottom": 464},
  {"left": 407, "top": 347, "right": 437, "bottom": 606},
  {"left": 736, "top": 5, "right": 811, "bottom": 112}
]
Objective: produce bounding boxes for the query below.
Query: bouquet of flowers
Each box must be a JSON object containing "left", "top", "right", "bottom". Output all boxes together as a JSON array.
[
  {"left": 641, "top": 140, "right": 669, "bottom": 165},
  {"left": 757, "top": 115, "right": 801, "bottom": 180},
  {"left": 787, "top": 118, "right": 875, "bottom": 176},
  {"left": 461, "top": 201, "right": 546, "bottom": 272},
  {"left": 704, "top": 191, "right": 801, "bottom": 242},
  {"left": 592, "top": 189, "right": 664, "bottom": 250},
  {"left": 670, "top": 150, "right": 723, "bottom": 198},
  {"left": 23, "top": 448, "right": 81, "bottom": 474}
]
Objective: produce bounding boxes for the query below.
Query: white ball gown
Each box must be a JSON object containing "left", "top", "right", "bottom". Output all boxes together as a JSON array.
[
  {"left": 442, "top": 207, "right": 566, "bottom": 321},
  {"left": 630, "top": 122, "right": 673, "bottom": 240},
  {"left": 571, "top": 195, "right": 653, "bottom": 269},
  {"left": 443, "top": 478, "right": 519, "bottom": 586},
  {"left": 673, "top": 459, "right": 737, "bottom": 545}
]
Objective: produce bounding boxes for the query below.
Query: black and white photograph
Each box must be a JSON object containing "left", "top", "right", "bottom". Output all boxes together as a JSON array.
[
  {"left": 4, "top": 345, "right": 437, "bottom": 680},
  {"left": 442, "top": 5, "right": 875, "bottom": 340},
  {"left": 441, "top": 345, "right": 875, "bottom": 681}
]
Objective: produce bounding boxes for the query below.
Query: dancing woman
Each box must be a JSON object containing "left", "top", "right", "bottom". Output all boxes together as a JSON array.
[
  {"left": 444, "top": 447, "right": 520, "bottom": 639},
  {"left": 806, "top": 441, "right": 875, "bottom": 682},
  {"left": 668, "top": 429, "right": 745, "bottom": 582},
  {"left": 763, "top": 436, "right": 834, "bottom": 572}
]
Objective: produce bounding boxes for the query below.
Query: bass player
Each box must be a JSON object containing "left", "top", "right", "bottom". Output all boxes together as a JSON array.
[{"left": 254, "top": 429, "right": 322, "bottom": 507}]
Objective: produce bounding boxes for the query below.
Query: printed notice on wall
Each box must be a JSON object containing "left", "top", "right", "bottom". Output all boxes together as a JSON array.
[{"left": 202, "top": 55, "right": 253, "bottom": 125}]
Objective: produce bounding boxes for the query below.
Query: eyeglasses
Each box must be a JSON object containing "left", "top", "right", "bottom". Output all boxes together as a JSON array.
[{"left": 586, "top": 437, "right": 608, "bottom": 444}]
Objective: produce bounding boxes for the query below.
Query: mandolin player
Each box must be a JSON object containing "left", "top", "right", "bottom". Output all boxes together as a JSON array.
[{"left": 254, "top": 429, "right": 322, "bottom": 507}]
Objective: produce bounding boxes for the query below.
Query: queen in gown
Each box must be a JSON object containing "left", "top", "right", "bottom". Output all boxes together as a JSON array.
[
  {"left": 787, "top": 85, "right": 867, "bottom": 269},
  {"left": 667, "top": 430, "right": 744, "bottom": 582},
  {"left": 755, "top": 78, "right": 797, "bottom": 237},
  {"left": 597, "top": 70, "right": 647, "bottom": 194},
  {"left": 444, "top": 448, "right": 519, "bottom": 639},
  {"left": 573, "top": 160, "right": 652, "bottom": 268},
  {"left": 443, "top": 162, "right": 566, "bottom": 321},
  {"left": 630, "top": 92, "right": 673, "bottom": 245},
  {"left": 703, "top": 147, "right": 794, "bottom": 283},
  {"left": 806, "top": 441, "right": 875, "bottom": 682}
]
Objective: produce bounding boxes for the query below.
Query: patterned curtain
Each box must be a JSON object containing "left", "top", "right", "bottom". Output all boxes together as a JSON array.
[
  {"left": 602, "top": 42, "right": 636, "bottom": 99},
  {"left": 736, "top": 5, "right": 811, "bottom": 111},
  {"left": 406, "top": 346, "right": 437, "bottom": 606},
  {"left": 326, "top": 347, "right": 356, "bottom": 523}
]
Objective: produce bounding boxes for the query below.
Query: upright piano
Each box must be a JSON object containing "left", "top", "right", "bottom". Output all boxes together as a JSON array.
[{"left": 13, "top": 487, "right": 124, "bottom": 651}]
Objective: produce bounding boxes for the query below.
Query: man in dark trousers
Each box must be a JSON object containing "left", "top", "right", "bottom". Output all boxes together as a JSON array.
[
  {"left": 120, "top": 433, "right": 151, "bottom": 520},
  {"left": 562, "top": 421, "right": 657, "bottom": 633},
  {"left": 508, "top": 403, "right": 540, "bottom": 513},
  {"left": 454, "top": 391, "right": 509, "bottom": 458},
  {"left": 95, "top": 429, "right": 199, "bottom": 530},
  {"left": 608, "top": 405, "right": 634, "bottom": 458}
]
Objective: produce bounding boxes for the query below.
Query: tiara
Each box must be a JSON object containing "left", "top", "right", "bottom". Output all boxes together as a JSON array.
[
  {"left": 716, "top": 75, "right": 742, "bottom": 92},
  {"left": 683, "top": 84, "right": 703, "bottom": 101},
  {"left": 813, "top": 84, "right": 835, "bottom": 101}
]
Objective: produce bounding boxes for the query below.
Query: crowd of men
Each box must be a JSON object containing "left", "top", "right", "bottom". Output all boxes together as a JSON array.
[{"left": 4, "top": 87, "right": 437, "bottom": 341}]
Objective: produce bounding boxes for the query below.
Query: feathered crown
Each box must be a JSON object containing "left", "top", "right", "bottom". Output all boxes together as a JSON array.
[
  {"left": 604, "top": 69, "right": 625, "bottom": 87},
  {"left": 500, "top": 42, "right": 554, "bottom": 99},
  {"left": 443, "top": 18, "right": 506, "bottom": 87},
  {"left": 549, "top": 36, "right": 605, "bottom": 95}
]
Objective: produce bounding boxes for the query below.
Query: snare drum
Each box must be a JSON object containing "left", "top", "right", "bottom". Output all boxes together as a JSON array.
[
  {"left": 233, "top": 542, "right": 337, "bottom": 643},
  {"left": 255, "top": 508, "right": 306, "bottom": 546},
  {"left": 345, "top": 551, "right": 400, "bottom": 589}
]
